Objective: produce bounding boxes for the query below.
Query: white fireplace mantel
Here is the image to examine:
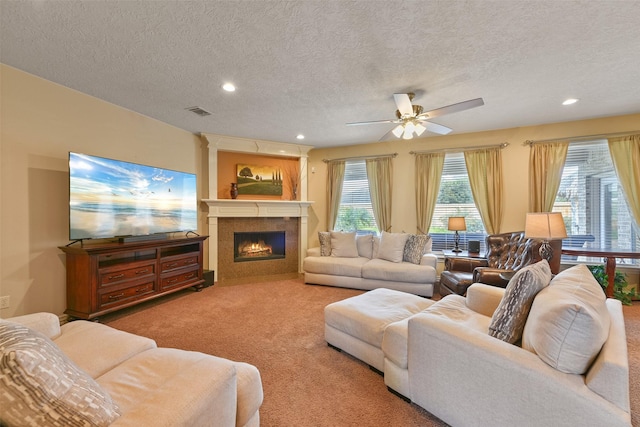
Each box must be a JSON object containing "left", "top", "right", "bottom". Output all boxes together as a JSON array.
[{"left": 202, "top": 199, "right": 314, "bottom": 219}]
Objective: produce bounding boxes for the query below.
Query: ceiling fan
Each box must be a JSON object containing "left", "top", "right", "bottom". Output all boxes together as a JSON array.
[{"left": 347, "top": 93, "right": 484, "bottom": 140}]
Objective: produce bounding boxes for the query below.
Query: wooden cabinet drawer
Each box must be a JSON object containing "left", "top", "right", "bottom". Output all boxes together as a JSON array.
[
  {"left": 99, "top": 281, "right": 155, "bottom": 308},
  {"left": 161, "top": 268, "right": 199, "bottom": 291},
  {"left": 99, "top": 262, "right": 155, "bottom": 287},
  {"left": 160, "top": 254, "right": 198, "bottom": 273}
]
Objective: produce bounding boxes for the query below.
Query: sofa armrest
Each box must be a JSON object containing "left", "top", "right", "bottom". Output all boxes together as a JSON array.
[
  {"left": 444, "top": 257, "right": 488, "bottom": 272},
  {"left": 306, "top": 247, "right": 321, "bottom": 257},
  {"left": 419, "top": 253, "right": 438, "bottom": 268},
  {"left": 586, "top": 298, "right": 630, "bottom": 414},
  {"left": 407, "top": 314, "right": 631, "bottom": 427},
  {"left": 465, "top": 283, "right": 505, "bottom": 317},
  {"left": 472, "top": 267, "right": 511, "bottom": 287},
  {"left": 5, "top": 312, "right": 61, "bottom": 339}
]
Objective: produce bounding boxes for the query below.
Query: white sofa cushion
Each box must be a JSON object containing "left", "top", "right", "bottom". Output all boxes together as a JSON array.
[
  {"left": 330, "top": 231, "right": 359, "bottom": 257},
  {"left": 96, "top": 348, "right": 238, "bottom": 427},
  {"left": 303, "top": 255, "right": 369, "bottom": 278},
  {"left": 522, "top": 264, "right": 611, "bottom": 375},
  {"left": 356, "top": 234, "right": 374, "bottom": 259},
  {"left": 55, "top": 320, "right": 157, "bottom": 379},
  {"left": 376, "top": 231, "right": 409, "bottom": 263},
  {"left": 0, "top": 320, "right": 121, "bottom": 427},
  {"left": 362, "top": 258, "right": 435, "bottom": 283},
  {"left": 489, "top": 260, "right": 551, "bottom": 344}
]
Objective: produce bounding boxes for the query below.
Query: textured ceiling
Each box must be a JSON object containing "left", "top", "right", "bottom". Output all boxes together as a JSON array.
[{"left": 2, "top": 1, "right": 640, "bottom": 148}]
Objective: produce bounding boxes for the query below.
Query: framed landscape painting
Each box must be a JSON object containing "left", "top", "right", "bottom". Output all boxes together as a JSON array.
[{"left": 236, "top": 164, "right": 283, "bottom": 196}]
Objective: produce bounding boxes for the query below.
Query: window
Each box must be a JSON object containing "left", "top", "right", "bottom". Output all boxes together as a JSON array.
[
  {"left": 554, "top": 140, "right": 639, "bottom": 265},
  {"left": 428, "top": 152, "right": 487, "bottom": 251},
  {"left": 334, "top": 160, "right": 378, "bottom": 234}
]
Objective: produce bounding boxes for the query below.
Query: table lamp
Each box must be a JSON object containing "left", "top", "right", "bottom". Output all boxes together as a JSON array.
[
  {"left": 448, "top": 216, "right": 466, "bottom": 253},
  {"left": 524, "top": 212, "right": 567, "bottom": 263}
]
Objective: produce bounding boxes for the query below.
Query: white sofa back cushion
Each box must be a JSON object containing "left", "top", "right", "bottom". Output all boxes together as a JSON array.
[
  {"left": 376, "top": 231, "right": 409, "bottom": 263},
  {"left": 330, "top": 231, "right": 359, "bottom": 257},
  {"left": 356, "top": 234, "right": 374, "bottom": 259},
  {"left": 522, "top": 264, "right": 611, "bottom": 375}
]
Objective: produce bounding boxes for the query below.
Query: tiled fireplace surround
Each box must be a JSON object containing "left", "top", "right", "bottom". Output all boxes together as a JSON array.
[{"left": 202, "top": 134, "right": 313, "bottom": 283}]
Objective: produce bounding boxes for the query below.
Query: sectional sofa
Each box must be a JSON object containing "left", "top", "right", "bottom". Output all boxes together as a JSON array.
[
  {"left": 324, "top": 262, "right": 631, "bottom": 426},
  {"left": 0, "top": 313, "right": 263, "bottom": 427}
]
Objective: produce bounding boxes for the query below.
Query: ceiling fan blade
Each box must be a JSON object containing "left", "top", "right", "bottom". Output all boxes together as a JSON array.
[
  {"left": 346, "top": 119, "right": 399, "bottom": 126},
  {"left": 421, "top": 121, "right": 453, "bottom": 135},
  {"left": 378, "top": 127, "right": 401, "bottom": 141},
  {"left": 393, "top": 93, "right": 414, "bottom": 117},
  {"left": 419, "top": 98, "right": 484, "bottom": 119}
]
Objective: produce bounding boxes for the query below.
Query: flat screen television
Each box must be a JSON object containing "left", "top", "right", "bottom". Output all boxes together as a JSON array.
[{"left": 69, "top": 152, "right": 198, "bottom": 241}]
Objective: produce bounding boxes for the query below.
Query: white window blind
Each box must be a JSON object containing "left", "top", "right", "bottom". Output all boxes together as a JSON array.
[
  {"left": 334, "top": 160, "right": 378, "bottom": 233},
  {"left": 554, "top": 140, "right": 638, "bottom": 265},
  {"left": 428, "top": 152, "right": 487, "bottom": 251}
]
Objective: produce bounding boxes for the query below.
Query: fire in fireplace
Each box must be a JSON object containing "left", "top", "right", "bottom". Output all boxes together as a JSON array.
[{"left": 234, "top": 231, "right": 286, "bottom": 262}]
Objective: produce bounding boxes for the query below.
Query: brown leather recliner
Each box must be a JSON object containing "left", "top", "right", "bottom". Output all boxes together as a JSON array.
[{"left": 438, "top": 231, "right": 561, "bottom": 296}]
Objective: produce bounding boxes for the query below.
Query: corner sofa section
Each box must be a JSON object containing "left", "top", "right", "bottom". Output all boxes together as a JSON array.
[
  {"left": 304, "top": 231, "right": 437, "bottom": 297},
  {"left": 1, "top": 313, "right": 263, "bottom": 427}
]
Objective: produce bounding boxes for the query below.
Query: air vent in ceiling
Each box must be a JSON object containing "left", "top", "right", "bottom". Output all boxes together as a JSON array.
[{"left": 185, "top": 106, "right": 212, "bottom": 117}]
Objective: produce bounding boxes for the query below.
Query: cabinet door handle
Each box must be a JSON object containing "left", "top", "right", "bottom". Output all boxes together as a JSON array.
[
  {"left": 167, "top": 262, "right": 179, "bottom": 268},
  {"left": 167, "top": 278, "right": 179, "bottom": 284},
  {"left": 108, "top": 293, "right": 125, "bottom": 300},
  {"left": 108, "top": 273, "right": 125, "bottom": 280},
  {"left": 135, "top": 269, "right": 150, "bottom": 275},
  {"left": 135, "top": 287, "right": 149, "bottom": 293}
]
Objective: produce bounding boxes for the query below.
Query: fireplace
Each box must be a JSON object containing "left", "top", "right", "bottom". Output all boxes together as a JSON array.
[{"left": 234, "top": 231, "right": 285, "bottom": 262}]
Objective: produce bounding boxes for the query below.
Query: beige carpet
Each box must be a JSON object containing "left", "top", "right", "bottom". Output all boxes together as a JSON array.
[{"left": 102, "top": 278, "right": 639, "bottom": 426}]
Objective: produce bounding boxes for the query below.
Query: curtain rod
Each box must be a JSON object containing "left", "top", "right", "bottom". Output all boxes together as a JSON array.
[
  {"left": 524, "top": 130, "right": 640, "bottom": 145},
  {"left": 322, "top": 152, "right": 398, "bottom": 163},
  {"left": 409, "top": 142, "right": 509, "bottom": 155}
]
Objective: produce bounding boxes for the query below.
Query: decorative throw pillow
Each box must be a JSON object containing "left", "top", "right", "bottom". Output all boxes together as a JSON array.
[
  {"left": 356, "top": 234, "right": 374, "bottom": 259},
  {"left": 522, "top": 264, "right": 611, "bottom": 375},
  {"left": 403, "top": 234, "right": 431, "bottom": 265},
  {"left": 318, "top": 231, "right": 331, "bottom": 256},
  {"left": 376, "top": 231, "right": 410, "bottom": 263},
  {"left": 488, "top": 260, "right": 552, "bottom": 344},
  {"left": 330, "top": 231, "right": 359, "bottom": 257},
  {"left": 0, "top": 320, "right": 121, "bottom": 427}
]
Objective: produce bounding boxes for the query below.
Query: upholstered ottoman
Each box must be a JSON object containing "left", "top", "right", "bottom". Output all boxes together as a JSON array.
[{"left": 324, "top": 288, "right": 435, "bottom": 372}]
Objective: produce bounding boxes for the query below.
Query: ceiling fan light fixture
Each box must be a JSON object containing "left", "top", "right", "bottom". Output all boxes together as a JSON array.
[
  {"left": 392, "top": 125, "right": 404, "bottom": 138},
  {"left": 402, "top": 130, "right": 413, "bottom": 140},
  {"left": 404, "top": 121, "right": 416, "bottom": 134},
  {"left": 414, "top": 123, "right": 426, "bottom": 136}
]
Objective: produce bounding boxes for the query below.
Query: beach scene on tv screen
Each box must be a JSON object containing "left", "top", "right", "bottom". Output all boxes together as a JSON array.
[{"left": 69, "top": 152, "right": 197, "bottom": 239}]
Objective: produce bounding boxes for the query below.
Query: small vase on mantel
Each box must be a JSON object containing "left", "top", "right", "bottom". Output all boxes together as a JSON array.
[{"left": 230, "top": 183, "right": 238, "bottom": 199}]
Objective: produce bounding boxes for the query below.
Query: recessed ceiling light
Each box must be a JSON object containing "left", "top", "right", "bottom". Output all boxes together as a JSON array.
[
  {"left": 562, "top": 98, "right": 579, "bottom": 105},
  {"left": 296, "top": 134, "right": 305, "bottom": 140},
  {"left": 222, "top": 83, "right": 236, "bottom": 92}
]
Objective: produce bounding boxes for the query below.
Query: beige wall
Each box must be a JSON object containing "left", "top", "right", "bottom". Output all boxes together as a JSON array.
[
  {"left": 306, "top": 113, "right": 640, "bottom": 287},
  {"left": 1, "top": 64, "right": 638, "bottom": 317},
  {"left": 0, "top": 65, "right": 204, "bottom": 317}
]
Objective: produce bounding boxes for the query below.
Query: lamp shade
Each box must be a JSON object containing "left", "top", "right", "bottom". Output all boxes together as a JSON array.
[
  {"left": 524, "top": 212, "right": 568, "bottom": 240},
  {"left": 448, "top": 216, "right": 467, "bottom": 231}
]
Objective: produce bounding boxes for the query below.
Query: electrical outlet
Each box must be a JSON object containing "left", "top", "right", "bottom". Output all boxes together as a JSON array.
[{"left": 0, "top": 296, "right": 9, "bottom": 310}]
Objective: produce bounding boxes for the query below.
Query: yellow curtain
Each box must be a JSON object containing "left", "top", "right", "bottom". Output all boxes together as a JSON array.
[
  {"left": 528, "top": 141, "right": 569, "bottom": 212},
  {"left": 326, "top": 160, "right": 345, "bottom": 231},
  {"left": 415, "top": 153, "right": 445, "bottom": 234},
  {"left": 366, "top": 157, "right": 393, "bottom": 232},
  {"left": 608, "top": 134, "right": 640, "bottom": 228},
  {"left": 464, "top": 147, "right": 504, "bottom": 235}
]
